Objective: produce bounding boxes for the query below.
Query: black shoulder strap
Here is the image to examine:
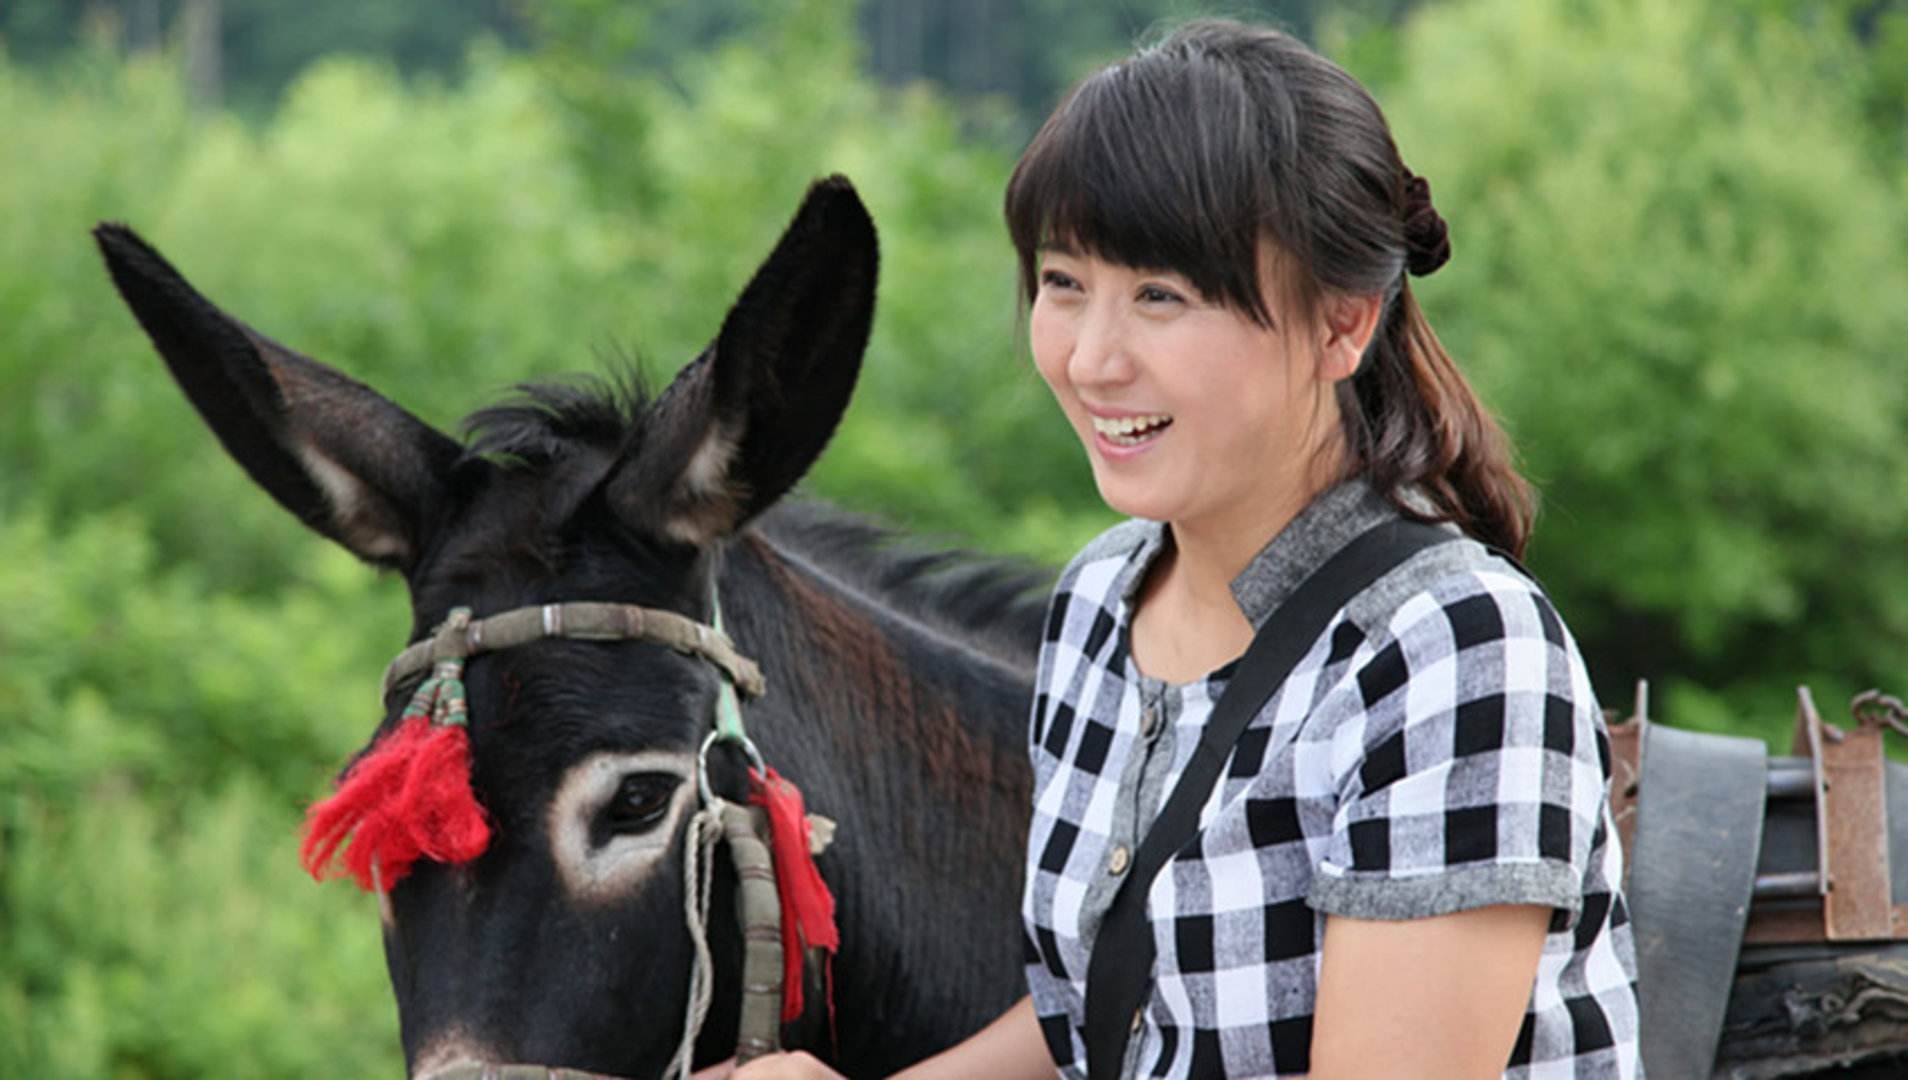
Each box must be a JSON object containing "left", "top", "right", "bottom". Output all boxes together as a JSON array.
[{"left": 1082, "top": 518, "right": 1455, "bottom": 1076}]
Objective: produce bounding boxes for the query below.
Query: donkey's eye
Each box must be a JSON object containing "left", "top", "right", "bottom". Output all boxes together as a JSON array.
[{"left": 603, "top": 772, "right": 680, "bottom": 835}]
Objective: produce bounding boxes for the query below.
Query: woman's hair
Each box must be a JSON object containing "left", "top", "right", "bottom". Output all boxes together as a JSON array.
[{"left": 1004, "top": 19, "right": 1534, "bottom": 557}]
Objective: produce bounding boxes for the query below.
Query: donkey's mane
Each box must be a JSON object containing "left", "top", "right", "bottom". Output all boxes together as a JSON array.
[
  {"left": 461, "top": 372, "right": 652, "bottom": 468},
  {"left": 456, "top": 373, "right": 1051, "bottom": 666},
  {"left": 754, "top": 502, "right": 1051, "bottom": 672}
]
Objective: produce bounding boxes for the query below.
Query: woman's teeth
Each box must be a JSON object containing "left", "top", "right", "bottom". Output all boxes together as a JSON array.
[{"left": 1091, "top": 413, "right": 1173, "bottom": 446}]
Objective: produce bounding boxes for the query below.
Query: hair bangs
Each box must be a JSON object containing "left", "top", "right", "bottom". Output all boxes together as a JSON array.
[{"left": 1005, "top": 49, "right": 1284, "bottom": 326}]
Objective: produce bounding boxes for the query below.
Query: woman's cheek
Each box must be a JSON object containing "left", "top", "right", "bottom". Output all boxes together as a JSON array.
[{"left": 1028, "top": 307, "right": 1075, "bottom": 405}]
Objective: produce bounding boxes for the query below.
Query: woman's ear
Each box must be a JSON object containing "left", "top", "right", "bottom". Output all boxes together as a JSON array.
[{"left": 1316, "top": 292, "right": 1384, "bottom": 383}]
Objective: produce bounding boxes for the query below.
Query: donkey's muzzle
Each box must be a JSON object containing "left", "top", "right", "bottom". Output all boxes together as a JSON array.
[{"left": 420, "top": 1064, "right": 630, "bottom": 1080}]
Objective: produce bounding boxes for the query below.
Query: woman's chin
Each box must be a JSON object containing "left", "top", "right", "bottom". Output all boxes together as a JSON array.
[{"left": 1090, "top": 470, "right": 1182, "bottom": 524}]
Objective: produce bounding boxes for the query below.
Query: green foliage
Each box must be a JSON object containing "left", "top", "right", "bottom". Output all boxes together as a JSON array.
[
  {"left": 1374, "top": 0, "right": 1908, "bottom": 735},
  {"left": 0, "top": 0, "right": 526, "bottom": 117},
  {"left": 602, "top": 0, "right": 1106, "bottom": 553},
  {"left": 0, "top": 510, "right": 403, "bottom": 1075}
]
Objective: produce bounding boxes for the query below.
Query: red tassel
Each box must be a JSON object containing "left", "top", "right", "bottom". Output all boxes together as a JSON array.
[
  {"left": 749, "top": 766, "right": 839, "bottom": 1025},
  {"left": 302, "top": 715, "right": 490, "bottom": 891}
]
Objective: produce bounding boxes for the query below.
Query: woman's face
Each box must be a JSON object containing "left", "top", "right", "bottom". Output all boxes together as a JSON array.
[{"left": 1030, "top": 244, "right": 1355, "bottom": 536}]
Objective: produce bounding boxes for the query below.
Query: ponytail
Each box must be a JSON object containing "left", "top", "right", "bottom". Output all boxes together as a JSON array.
[{"left": 1344, "top": 285, "right": 1535, "bottom": 558}]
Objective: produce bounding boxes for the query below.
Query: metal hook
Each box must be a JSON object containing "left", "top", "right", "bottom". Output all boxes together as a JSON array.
[
  {"left": 1852, "top": 688, "right": 1908, "bottom": 738},
  {"left": 697, "top": 728, "right": 767, "bottom": 807}
]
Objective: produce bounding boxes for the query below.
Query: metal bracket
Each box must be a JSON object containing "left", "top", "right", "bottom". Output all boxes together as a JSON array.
[
  {"left": 1806, "top": 688, "right": 1899, "bottom": 941},
  {"left": 1742, "top": 687, "right": 1905, "bottom": 944}
]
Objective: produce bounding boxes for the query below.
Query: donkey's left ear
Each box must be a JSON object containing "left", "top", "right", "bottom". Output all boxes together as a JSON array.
[{"left": 614, "top": 175, "right": 877, "bottom": 545}]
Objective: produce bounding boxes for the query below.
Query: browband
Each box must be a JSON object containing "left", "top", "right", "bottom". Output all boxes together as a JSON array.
[{"left": 381, "top": 601, "right": 767, "bottom": 701}]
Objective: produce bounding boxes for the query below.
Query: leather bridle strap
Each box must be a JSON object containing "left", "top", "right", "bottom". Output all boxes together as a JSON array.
[{"left": 381, "top": 601, "right": 768, "bottom": 701}]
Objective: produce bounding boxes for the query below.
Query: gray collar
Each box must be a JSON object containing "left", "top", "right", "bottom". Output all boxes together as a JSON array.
[{"left": 1116, "top": 478, "right": 1401, "bottom": 629}]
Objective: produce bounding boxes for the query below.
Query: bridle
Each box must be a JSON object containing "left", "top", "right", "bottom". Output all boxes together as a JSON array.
[
  {"left": 382, "top": 600, "right": 767, "bottom": 701},
  {"left": 387, "top": 597, "right": 820, "bottom": 1079}
]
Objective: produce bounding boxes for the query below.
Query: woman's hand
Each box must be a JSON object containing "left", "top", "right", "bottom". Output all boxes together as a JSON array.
[
  {"left": 690, "top": 1053, "right": 839, "bottom": 1076},
  {"left": 692, "top": 995, "right": 1051, "bottom": 1080},
  {"left": 691, "top": 1051, "right": 845, "bottom": 1080}
]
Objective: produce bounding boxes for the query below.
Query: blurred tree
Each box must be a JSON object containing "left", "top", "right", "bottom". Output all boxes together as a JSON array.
[
  {"left": 1375, "top": 0, "right": 1908, "bottom": 741},
  {"left": 1743, "top": 0, "right": 1908, "bottom": 163},
  {"left": 1, "top": 1, "right": 1453, "bottom": 130},
  {"left": 859, "top": 0, "right": 1429, "bottom": 130},
  {"left": 0, "top": 0, "right": 526, "bottom": 115},
  {"left": 178, "top": 0, "right": 217, "bottom": 106},
  {"left": 0, "top": 511, "right": 405, "bottom": 1075}
]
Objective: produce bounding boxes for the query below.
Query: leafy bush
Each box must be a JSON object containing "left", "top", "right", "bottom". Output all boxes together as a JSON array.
[
  {"left": 1372, "top": 0, "right": 1908, "bottom": 740},
  {"left": 0, "top": 511, "right": 403, "bottom": 1075}
]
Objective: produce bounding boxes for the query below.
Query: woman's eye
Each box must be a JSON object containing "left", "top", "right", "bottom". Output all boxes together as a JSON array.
[
  {"left": 1040, "top": 269, "right": 1081, "bottom": 292},
  {"left": 1137, "top": 283, "right": 1185, "bottom": 305},
  {"left": 601, "top": 773, "right": 679, "bottom": 835}
]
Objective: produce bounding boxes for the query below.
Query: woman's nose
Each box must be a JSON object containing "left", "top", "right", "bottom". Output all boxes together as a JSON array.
[{"left": 1066, "top": 302, "right": 1135, "bottom": 387}]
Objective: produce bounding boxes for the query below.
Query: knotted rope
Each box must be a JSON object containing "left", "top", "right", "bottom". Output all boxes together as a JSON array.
[
  {"left": 670, "top": 801, "right": 786, "bottom": 1078},
  {"left": 672, "top": 801, "right": 730, "bottom": 1079}
]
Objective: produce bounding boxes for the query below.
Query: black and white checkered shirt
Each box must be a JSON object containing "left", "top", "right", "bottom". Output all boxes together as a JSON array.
[{"left": 1021, "top": 481, "right": 1642, "bottom": 1078}]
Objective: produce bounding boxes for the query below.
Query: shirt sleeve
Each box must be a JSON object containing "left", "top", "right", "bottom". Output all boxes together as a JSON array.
[{"left": 1307, "top": 566, "right": 1611, "bottom": 922}]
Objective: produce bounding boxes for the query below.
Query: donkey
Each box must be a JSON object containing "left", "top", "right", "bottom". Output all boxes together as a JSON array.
[{"left": 95, "top": 177, "right": 1040, "bottom": 1078}]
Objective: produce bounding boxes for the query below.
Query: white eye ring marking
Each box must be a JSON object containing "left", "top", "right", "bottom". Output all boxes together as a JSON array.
[{"left": 547, "top": 750, "right": 697, "bottom": 903}]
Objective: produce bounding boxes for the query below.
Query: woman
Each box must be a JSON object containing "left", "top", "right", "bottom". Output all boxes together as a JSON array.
[{"left": 723, "top": 18, "right": 1641, "bottom": 1079}]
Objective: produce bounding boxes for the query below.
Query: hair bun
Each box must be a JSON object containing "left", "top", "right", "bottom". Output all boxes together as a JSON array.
[{"left": 1401, "top": 171, "right": 1451, "bottom": 276}]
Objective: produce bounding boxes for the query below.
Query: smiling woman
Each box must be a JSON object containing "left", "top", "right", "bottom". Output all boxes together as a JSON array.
[{"left": 730, "top": 16, "right": 1638, "bottom": 1080}]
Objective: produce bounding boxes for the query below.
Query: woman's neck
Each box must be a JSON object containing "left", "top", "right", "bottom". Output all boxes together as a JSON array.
[
  {"left": 1132, "top": 445, "right": 1348, "bottom": 683},
  {"left": 1170, "top": 435, "right": 1347, "bottom": 605}
]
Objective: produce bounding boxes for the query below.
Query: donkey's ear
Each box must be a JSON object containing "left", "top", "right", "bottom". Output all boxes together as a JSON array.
[
  {"left": 614, "top": 175, "right": 877, "bottom": 545},
  {"left": 94, "top": 223, "right": 463, "bottom": 570}
]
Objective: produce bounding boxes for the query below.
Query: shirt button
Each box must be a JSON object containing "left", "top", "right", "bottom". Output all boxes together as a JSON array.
[
  {"left": 1141, "top": 705, "right": 1160, "bottom": 736},
  {"left": 1108, "top": 845, "right": 1131, "bottom": 875},
  {"left": 1130, "top": 1007, "right": 1145, "bottom": 1034}
]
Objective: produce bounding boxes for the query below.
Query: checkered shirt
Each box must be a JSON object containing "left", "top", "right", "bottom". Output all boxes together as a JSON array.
[{"left": 1021, "top": 481, "right": 1642, "bottom": 1078}]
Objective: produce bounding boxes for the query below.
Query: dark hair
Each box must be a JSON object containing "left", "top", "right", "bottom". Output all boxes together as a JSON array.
[{"left": 1004, "top": 19, "right": 1534, "bottom": 557}]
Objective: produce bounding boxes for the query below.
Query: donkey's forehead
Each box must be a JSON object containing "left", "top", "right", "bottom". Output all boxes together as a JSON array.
[
  {"left": 463, "top": 636, "right": 715, "bottom": 757},
  {"left": 419, "top": 468, "right": 696, "bottom": 607}
]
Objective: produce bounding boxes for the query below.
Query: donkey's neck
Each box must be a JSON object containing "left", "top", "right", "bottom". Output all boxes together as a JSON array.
[{"left": 723, "top": 532, "right": 1035, "bottom": 1073}]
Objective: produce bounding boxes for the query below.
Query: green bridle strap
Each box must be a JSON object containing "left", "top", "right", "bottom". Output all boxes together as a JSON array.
[
  {"left": 710, "top": 591, "right": 750, "bottom": 745},
  {"left": 398, "top": 607, "right": 474, "bottom": 727}
]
